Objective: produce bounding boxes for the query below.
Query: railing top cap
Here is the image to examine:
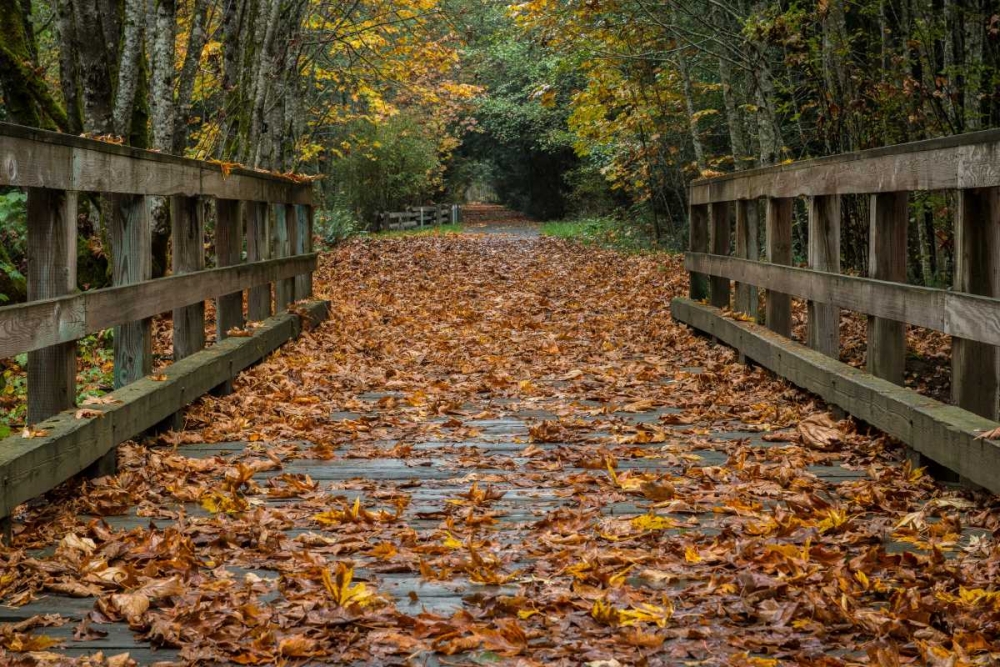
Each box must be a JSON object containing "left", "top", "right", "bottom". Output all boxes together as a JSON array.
[
  {"left": 0, "top": 122, "right": 314, "bottom": 189},
  {"left": 691, "top": 127, "right": 1000, "bottom": 187}
]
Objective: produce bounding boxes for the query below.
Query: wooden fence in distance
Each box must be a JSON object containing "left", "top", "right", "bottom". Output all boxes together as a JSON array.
[
  {"left": 0, "top": 122, "right": 328, "bottom": 522},
  {"left": 375, "top": 204, "right": 461, "bottom": 231},
  {"left": 671, "top": 129, "right": 1000, "bottom": 493}
]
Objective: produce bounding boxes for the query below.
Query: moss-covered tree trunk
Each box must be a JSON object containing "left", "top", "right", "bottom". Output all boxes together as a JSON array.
[{"left": 0, "top": 0, "right": 69, "bottom": 130}]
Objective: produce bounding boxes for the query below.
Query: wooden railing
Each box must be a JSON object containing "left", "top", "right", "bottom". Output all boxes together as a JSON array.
[
  {"left": 375, "top": 204, "right": 461, "bottom": 231},
  {"left": 0, "top": 122, "right": 327, "bottom": 521},
  {"left": 671, "top": 129, "right": 1000, "bottom": 493}
]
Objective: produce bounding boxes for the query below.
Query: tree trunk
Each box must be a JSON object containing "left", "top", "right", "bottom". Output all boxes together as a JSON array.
[
  {"left": 55, "top": 0, "right": 83, "bottom": 133},
  {"left": 149, "top": 0, "right": 177, "bottom": 152},
  {"left": 0, "top": 0, "right": 68, "bottom": 130},
  {"left": 172, "top": 0, "right": 209, "bottom": 154},
  {"left": 72, "top": 0, "right": 116, "bottom": 134},
  {"left": 719, "top": 55, "right": 751, "bottom": 170},
  {"left": 247, "top": 0, "right": 282, "bottom": 166},
  {"left": 964, "top": 0, "right": 984, "bottom": 130},
  {"left": 676, "top": 48, "right": 706, "bottom": 173},
  {"left": 112, "top": 0, "right": 145, "bottom": 137}
]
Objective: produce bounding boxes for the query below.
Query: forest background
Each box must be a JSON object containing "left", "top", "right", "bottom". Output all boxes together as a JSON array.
[{"left": 0, "top": 0, "right": 998, "bottom": 297}]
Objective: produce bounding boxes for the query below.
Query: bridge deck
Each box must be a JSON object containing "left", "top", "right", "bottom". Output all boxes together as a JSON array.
[{"left": 2, "top": 224, "right": 995, "bottom": 665}]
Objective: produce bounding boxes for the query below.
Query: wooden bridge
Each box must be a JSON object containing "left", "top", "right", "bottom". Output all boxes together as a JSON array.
[
  {"left": 0, "top": 123, "right": 327, "bottom": 527},
  {"left": 672, "top": 129, "right": 1000, "bottom": 493}
]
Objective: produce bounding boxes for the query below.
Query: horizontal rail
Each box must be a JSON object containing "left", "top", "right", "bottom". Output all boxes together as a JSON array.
[
  {"left": 685, "top": 253, "right": 1000, "bottom": 347},
  {"left": 0, "top": 123, "right": 312, "bottom": 204},
  {"left": 671, "top": 298, "right": 1000, "bottom": 494},
  {"left": 0, "top": 253, "right": 317, "bottom": 358},
  {"left": 690, "top": 129, "right": 1000, "bottom": 204},
  {"left": 0, "top": 300, "right": 329, "bottom": 519}
]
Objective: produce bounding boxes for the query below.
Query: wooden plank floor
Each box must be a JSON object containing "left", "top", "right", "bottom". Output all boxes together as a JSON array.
[{"left": 7, "top": 395, "right": 980, "bottom": 665}]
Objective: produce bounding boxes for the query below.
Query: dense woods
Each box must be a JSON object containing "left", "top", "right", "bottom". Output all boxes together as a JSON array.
[{"left": 0, "top": 0, "right": 998, "bottom": 283}]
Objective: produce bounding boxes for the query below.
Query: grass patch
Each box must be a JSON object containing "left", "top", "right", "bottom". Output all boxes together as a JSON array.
[
  {"left": 376, "top": 223, "right": 463, "bottom": 238},
  {"left": 541, "top": 217, "right": 657, "bottom": 252}
]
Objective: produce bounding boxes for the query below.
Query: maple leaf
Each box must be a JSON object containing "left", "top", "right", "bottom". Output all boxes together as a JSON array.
[{"left": 321, "top": 563, "right": 384, "bottom": 609}]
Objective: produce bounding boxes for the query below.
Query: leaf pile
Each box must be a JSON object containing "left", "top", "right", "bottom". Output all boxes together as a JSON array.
[{"left": 1, "top": 233, "right": 999, "bottom": 666}]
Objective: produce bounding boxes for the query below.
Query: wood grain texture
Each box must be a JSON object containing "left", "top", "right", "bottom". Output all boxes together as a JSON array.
[
  {"left": 0, "top": 300, "right": 330, "bottom": 518},
  {"left": 684, "top": 253, "right": 1000, "bottom": 346},
  {"left": 765, "top": 198, "right": 793, "bottom": 337},
  {"left": 110, "top": 194, "right": 152, "bottom": 390},
  {"left": 671, "top": 298, "right": 1000, "bottom": 494},
  {"left": 277, "top": 204, "right": 295, "bottom": 308},
  {"left": 271, "top": 206, "right": 295, "bottom": 313},
  {"left": 807, "top": 195, "right": 841, "bottom": 358},
  {"left": 734, "top": 200, "right": 759, "bottom": 320},
  {"left": 952, "top": 187, "right": 1000, "bottom": 420},
  {"left": 689, "top": 204, "right": 709, "bottom": 300},
  {"left": 215, "top": 199, "right": 245, "bottom": 339},
  {"left": 0, "top": 122, "right": 312, "bottom": 204},
  {"left": 0, "top": 255, "right": 316, "bottom": 359},
  {"left": 246, "top": 202, "right": 272, "bottom": 321},
  {"left": 867, "top": 192, "right": 908, "bottom": 385},
  {"left": 689, "top": 128, "right": 1000, "bottom": 205},
  {"left": 709, "top": 201, "right": 731, "bottom": 309},
  {"left": 26, "top": 189, "right": 77, "bottom": 425},
  {"left": 171, "top": 195, "right": 205, "bottom": 361},
  {"left": 293, "top": 205, "right": 310, "bottom": 300}
]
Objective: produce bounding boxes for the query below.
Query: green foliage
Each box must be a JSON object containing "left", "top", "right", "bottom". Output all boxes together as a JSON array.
[
  {"left": 328, "top": 114, "right": 443, "bottom": 226},
  {"left": 0, "top": 189, "right": 27, "bottom": 304},
  {"left": 315, "top": 204, "right": 362, "bottom": 248},
  {"left": 541, "top": 217, "right": 657, "bottom": 253}
]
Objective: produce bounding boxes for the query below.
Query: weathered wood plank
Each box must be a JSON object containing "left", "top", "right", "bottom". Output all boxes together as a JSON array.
[
  {"left": 709, "top": 201, "right": 731, "bottom": 309},
  {"left": 275, "top": 206, "right": 293, "bottom": 310},
  {"left": 25, "top": 189, "right": 77, "bottom": 425},
  {"left": 293, "top": 205, "right": 311, "bottom": 299},
  {"left": 734, "top": 200, "right": 759, "bottom": 319},
  {"left": 0, "top": 255, "right": 317, "bottom": 359},
  {"left": 216, "top": 199, "right": 245, "bottom": 340},
  {"left": 0, "top": 122, "right": 312, "bottom": 204},
  {"left": 106, "top": 194, "right": 152, "bottom": 476},
  {"left": 171, "top": 195, "right": 205, "bottom": 361},
  {"left": 246, "top": 202, "right": 272, "bottom": 321},
  {"left": 684, "top": 254, "right": 1000, "bottom": 347},
  {"left": 689, "top": 128, "right": 1000, "bottom": 205},
  {"left": 952, "top": 187, "right": 1000, "bottom": 420},
  {"left": 670, "top": 298, "right": 1000, "bottom": 494},
  {"left": 867, "top": 192, "right": 908, "bottom": 385},
  {"left": 765, "top": 198, "right": 793, "bottom": 337},
  {"left": 279, "top": 204, "right": 297, "bottom": 308},
  {"left": 110, "top": 194, "right": 152, "bottom": 390},
  {"left": 689, "top": 204, "right": 709, "bottom": 300},
  {"left": 806, "top": 195, "right": 840, "bottom": 358},
  {"left": 0, "top": 300, "right": 330, "bottom": 519}
]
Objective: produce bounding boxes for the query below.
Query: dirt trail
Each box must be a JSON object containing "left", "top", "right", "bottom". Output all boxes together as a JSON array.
[
  {"left": 461, "top": 203, "right": 540, "bottom": 236},
  {"left": 2, "top": 236, "right": 997, "bottom": 666}
]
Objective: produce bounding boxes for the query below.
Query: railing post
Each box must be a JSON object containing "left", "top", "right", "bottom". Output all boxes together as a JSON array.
[
  {"left": 276, "top": 204, "right": 298, "bottom": 312},
  {"left": 26, "top": 189, "right": 77, "bottom": 425},
  {"left": 294, "top": 204, "right": 310, "bottom": 299},
  {"left": 952, "top": 187, "right": 1000, "bottom": 419},
  {"left": 270, "top": 204, "right": 289, "bottom": 309},
  {"left": 867, "top": 192, "right": 908, "bottom": 385},
  {"left": 215, "top": 199, "right": 245, "bottom": 339},
  {"left": 734, "top": 199, "right": 759, "bottom": 320},
  {"left": 689, "top": 203, "right": 709, "bottom": 300},
  {"left": 765, "top": 197, "right": 793, "bottom": 337},
  {"left": 807, "top": 195, "right": 841, "bottom": 357},
  {"left": 246, "top": 201, "right": 272, "bottom": 321},
  {"left": 103, "top": 193, "right": 152, "bottom": 476},
  {"left": 171, "top": 195, "right": 205, "bottom": 360},
  {"left": 709, "top": 201, "right": 731, "bottom": 309}
]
